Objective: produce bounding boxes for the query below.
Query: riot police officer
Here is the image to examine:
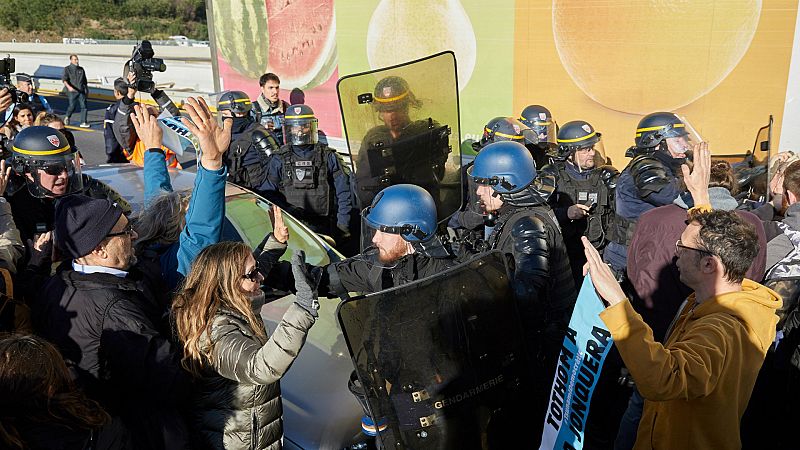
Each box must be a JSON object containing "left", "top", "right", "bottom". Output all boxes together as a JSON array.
[
  {"left": 519, "top": 104, "right": 557, "bottom": 169},
  {"left": 468, "top": 141, "right": 576, "bottom": 437},
  {"left": 354, "top": 76, "right": 451, "bottom": 209},
  {"left": 543, "top": 120, "right": 618, "bottom": 286},
  {"left": 7, "top": 126, "right": 130, "bottom": 243},
  {"left": 217, "top": 90, "right": 277, "bottom": 192},
  {"left": 317, "top": 183, "right": 455, "bottom": 296},
  {"left": 605, "top": 112, "right": 694, "bottom": 273},
  {"left": 449, "top": 116, "right": 538, "bottom": 245},
  {"left": 262, "top": 104, "right": 354, "bottom": 243}
]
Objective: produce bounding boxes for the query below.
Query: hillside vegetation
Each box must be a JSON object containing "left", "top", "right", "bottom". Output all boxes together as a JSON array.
[{"left": 0, "top": 0, "right": 208, "bottom": 42}]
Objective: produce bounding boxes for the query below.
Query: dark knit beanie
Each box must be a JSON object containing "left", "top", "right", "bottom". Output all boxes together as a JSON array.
[{"left": 55, "top": 195, "right": 124, "bottom": 259}]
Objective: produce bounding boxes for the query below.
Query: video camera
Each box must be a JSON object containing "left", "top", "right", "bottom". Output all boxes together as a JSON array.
[
  {"left": 0, "top": 56, "right": 28, "bottom": 106},
  {"left": 124, "top": 40, "right": 166, "bottom": 94}
]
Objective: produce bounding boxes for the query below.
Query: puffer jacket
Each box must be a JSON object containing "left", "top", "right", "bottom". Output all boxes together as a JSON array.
[{"left": 191, "top": 302, "right": 316, "bottom": 450}]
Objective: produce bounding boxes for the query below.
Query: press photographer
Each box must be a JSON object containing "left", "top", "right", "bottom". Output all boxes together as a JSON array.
[
  {"left": 113, "top": 41, "right": 181, "bottom": 167},
  {"left": 0, "top": 56, "right": 28, "bottom": 121}
]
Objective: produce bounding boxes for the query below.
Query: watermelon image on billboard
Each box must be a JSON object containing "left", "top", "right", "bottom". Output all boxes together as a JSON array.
[{"left": 210, "top": 0, "right": 341, "bottom": 137}]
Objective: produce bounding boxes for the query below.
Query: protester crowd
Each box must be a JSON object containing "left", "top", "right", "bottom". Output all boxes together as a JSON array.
[{"left": 0, "top": 54, "right": 797, "bottom": 450}]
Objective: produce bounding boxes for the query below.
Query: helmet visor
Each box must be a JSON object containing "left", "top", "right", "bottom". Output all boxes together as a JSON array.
[
  {"left": 283, "top": 118, "right": 319, "bottom": 146},
  {"left": 664, "top": 116, "right": 703, "bottom": 155},
  {"left": 24, "top": 153, "right": 83, "bottom": 198},
  {"left": 569, "top": 139, "right": 606, "bottom": 171},
  {"left": 530, "top": 121, "right": 556, "bottom": 145}
]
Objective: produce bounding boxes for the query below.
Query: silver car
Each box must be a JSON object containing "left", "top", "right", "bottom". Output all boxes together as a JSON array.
[{"left": 84, "top": 164, "right": 366, "bottom": 449}]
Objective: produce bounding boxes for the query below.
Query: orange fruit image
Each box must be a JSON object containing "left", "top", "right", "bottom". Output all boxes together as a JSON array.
[{"left": 552, "top": 0, "right": 762, "bottom": 114}]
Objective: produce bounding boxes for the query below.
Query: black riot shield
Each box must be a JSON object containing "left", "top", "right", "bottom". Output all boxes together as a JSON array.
[
  {"left": 337, "top": 51, "right": 462, "bottom": 221},
  {"left": 337, "top": 251, "right": 534, "bottom": 449}
]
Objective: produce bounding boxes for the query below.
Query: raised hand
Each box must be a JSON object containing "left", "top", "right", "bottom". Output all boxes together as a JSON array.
[
  {"left": 130, "top": 104, "right": 163, "bottom": 150},
  {"left": 268, "top": 204, "right": 289, "bottom": 244},
  {"left": 582, "top": 236, "right": 627, "bottom": 307},
  {"left": 181, "top": 97, "right": 231, "bottom": 171},
  {"left": 27, "top": 231, "right": 53, "bottom": 268},
  {"left": 681, "top": 141, "right": 711, "bottom": 206}
]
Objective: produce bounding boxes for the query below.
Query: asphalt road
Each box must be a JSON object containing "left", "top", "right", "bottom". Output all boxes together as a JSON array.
[{"left": 43, "top": 93, "right": 198, "bottom": 169}]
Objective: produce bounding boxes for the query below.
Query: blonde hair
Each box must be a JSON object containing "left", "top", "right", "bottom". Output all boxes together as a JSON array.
[
  {"left": 173, "top": 242, "right": 266, "bottom": 377},
  {"left": 133, "top": 191, "right": 190, "bottom": 254}
]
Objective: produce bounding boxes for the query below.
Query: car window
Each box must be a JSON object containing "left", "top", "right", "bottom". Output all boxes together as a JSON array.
[{"left": 224, "top": 193, "right": 335, "bottom": 266}]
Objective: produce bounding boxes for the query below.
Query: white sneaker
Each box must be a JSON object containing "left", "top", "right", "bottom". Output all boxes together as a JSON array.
[
  {"left": 64, "top": 118, "right": 70, "bottom": 126},
  {"left": 79, "top": 123, "right": 90, "bottom": 128}
]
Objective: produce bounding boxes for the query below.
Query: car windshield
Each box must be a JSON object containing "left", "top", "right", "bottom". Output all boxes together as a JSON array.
[{"left": 224, "top": 193, "right": 335, "bottom": 266}]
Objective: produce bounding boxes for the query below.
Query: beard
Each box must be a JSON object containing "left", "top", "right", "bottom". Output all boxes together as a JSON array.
[{"left": 377, "top": 239, "right": 409, "bottom": 264}]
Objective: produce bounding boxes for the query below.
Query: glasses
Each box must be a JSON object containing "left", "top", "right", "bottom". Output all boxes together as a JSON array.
[
  {"left": 40, "top": 163, "right": 68, "bottom": 176},
  {"left": 106, "top": 223, "right": 134, "bottom": 238},
  {"left": 242, "top": 261, "right": 262, "bottom": 282},
  {"left": 675, "top": 240, "right": 713, "bottom": 257}
]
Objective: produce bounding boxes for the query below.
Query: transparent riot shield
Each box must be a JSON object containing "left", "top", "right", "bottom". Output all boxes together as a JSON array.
[
  {"left": 337, "top": 52, "right": 462, "bottom": 220},
  {"left": 337, "top": 251, "right": 534, "bottom": 449}
]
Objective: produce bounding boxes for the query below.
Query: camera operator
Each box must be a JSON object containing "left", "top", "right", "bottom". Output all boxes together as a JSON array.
[
  {"left": 113, "top": 72, "right": 180, "bottom": 168},
  {"left": 15, "top": 73, "right": 52, "bottom": 116}
]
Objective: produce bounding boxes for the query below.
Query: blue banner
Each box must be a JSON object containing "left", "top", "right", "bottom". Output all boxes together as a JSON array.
[{"left": 539, "top": 274, "right": 614, "bottom": 450}]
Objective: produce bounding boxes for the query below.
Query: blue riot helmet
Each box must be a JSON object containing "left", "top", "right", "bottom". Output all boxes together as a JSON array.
[
  {"left": 283, "top": 104, "right": 319, "bottom": 145},
  {"left": 217, "top": 90, "right": 252, "bottom": 116},
  {"left": 469, "top": 141, "right": 537, "bottom": 194},
  {"left": 11, "top": 126, "right": 83, "bottom": 198},
  {"left": 362, "top": 184, "right": 437, "bottom": 242},
  {"left": 520, "top": 104, "right": 556, "bottom": 146},
  {"left": 557, "top": 120, "right": 606, "bottom": 171},
  {"left": 478, "top": 117, "right": 538, "bottom": 150},
  {"left": 633, "top": 112, "right": 700, "bottom": 155}
]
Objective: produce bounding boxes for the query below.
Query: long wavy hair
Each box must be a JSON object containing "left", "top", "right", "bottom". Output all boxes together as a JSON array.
[
  {"left": 133, "top": 190, "right": 190, "bottom": 254},
  {"left": 173, "top": 242, "right": 266, "bottom": 377},
  {"left": 0, "top": 334, "right": 110, "bottom": 450}
]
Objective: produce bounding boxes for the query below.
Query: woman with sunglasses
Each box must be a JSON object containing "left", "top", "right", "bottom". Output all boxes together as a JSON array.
[{"left": 173, "top": 238, "right": 320, "bottom": 450}]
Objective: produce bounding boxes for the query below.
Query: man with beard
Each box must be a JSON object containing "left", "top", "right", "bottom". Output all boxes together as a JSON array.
[
  {"left": 315, "top": 183, "right": 455, "bottom": 296},
  {"left": 34, "top": 195, "right": 191, "bottom": 450},
  {"left": 252, "top": 72, "right": 290, "bottom": 146}
]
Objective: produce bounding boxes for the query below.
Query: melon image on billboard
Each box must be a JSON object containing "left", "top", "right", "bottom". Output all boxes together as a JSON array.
[
  {"left": 552, "top": 0, "right": 762, "bottom": 114},
  {"left": 212, "top": 0, "right": 337, "bottom": 90},
  {"left": 366, "top": 0, "right": 478, "bottom": 91}
]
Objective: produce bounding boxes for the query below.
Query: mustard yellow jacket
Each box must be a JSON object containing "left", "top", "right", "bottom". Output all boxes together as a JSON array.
[{"left": 601, "top": 279, "right": 781, "bottom": 450}]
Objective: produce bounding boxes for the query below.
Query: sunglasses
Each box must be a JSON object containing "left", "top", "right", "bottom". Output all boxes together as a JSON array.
[
  {"left": 106, "top": 223, "right": 134, "bottom": 238},
  {"left": 242, "top": 261, "right": 262, "bottom": 282},
  {"left": 40, "top": 163, "right": 68, "bottom": 176}
]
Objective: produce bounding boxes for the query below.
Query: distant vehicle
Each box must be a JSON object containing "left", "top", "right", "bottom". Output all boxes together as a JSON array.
[
  {"left": 84, "top": 164, "right": 367, "bottom": 450},
  {"left": 169, "top": 35, "right": 190, "bottom": 46}
]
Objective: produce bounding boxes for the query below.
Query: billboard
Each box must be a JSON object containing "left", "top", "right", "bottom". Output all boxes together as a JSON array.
[{"left": 208, "top": 0, "right": 799, "bottom": 164}]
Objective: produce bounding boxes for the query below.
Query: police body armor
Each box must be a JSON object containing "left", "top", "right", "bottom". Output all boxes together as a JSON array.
[
  {"left": 277, "top": 143, "right": 333, "bottom": 218},
  {"left": 552, "top": 162, "right": 618, "bottom": 249},
  {"left": 225, "top": 122, "right": 276, "bottom": 189},
  {"left": 479, "top": 205, "right": 576, "bottom": 333},
  {"left": 357, "top": 119, "right": 450, "bottom": 206},
  {"left": 611, "top": 151, "right": 674, "bottom": 247}
]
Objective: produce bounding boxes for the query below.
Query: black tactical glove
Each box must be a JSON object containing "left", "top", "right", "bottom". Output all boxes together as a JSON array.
[{"left": 291, "top": 250, "right": 321, "bottom": 318}]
